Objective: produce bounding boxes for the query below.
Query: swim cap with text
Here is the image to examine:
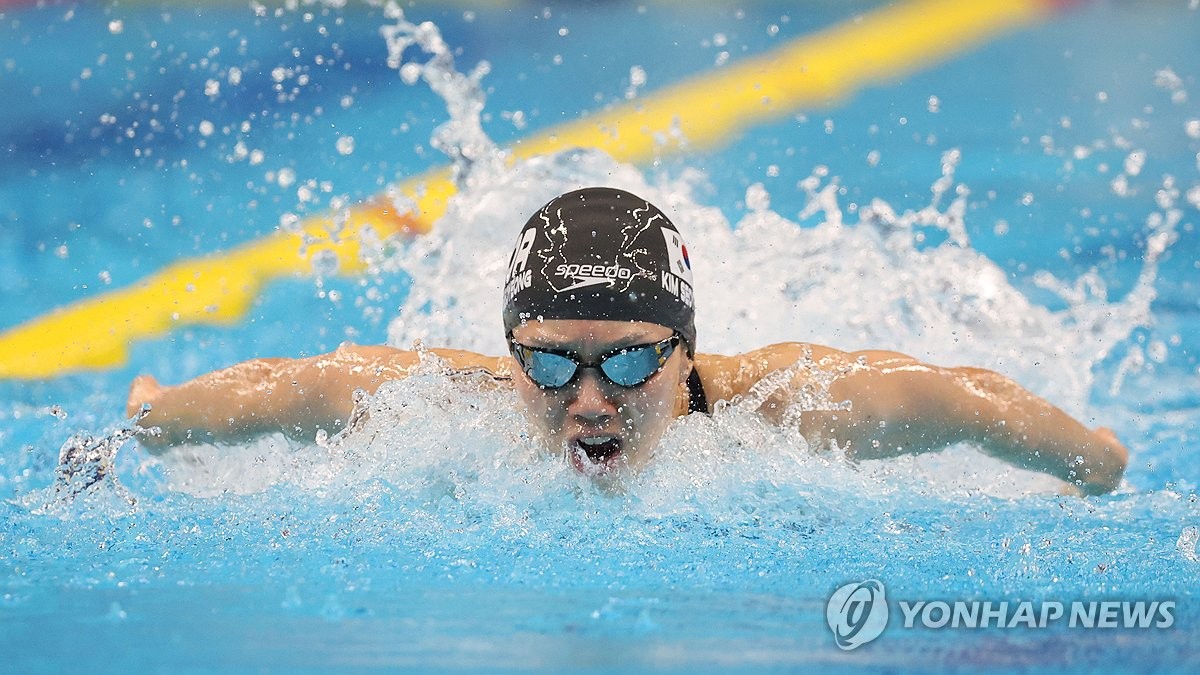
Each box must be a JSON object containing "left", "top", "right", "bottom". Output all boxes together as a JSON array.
[{"left": 501, "top": 187, "right": 697, "bottom": 353}]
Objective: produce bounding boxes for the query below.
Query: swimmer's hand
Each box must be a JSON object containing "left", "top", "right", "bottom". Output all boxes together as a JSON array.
[
  {"left": 1051, "top": 428, "right": 1127, "bottom": 497},
  {"left": 126, "top": 374, "right": 163, "bottom": 418},
  {"left": 126, "top": 375, "right": 176, "bottom": 451},
  {"left": 1093, "top": 426, "right": 1124, "bottom": 451},
  {"left": 1079, "top": 426, "right": 1129, "bottom": 493}
]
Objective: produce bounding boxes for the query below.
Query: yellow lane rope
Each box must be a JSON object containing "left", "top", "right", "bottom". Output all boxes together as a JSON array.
[{"left": 0, "top": 0, "right": 1059, "bottom": 379}]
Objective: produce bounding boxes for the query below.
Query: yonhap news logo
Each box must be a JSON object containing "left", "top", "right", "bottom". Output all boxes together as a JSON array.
[
  {"left": 825, "top": 580, "right": 1176, "bottom": 650},
  {"left": 826, "top": 580, "right": 889, "bottom": 650}
]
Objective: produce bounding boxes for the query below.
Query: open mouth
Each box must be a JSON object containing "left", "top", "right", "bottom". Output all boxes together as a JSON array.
[{"left": 569, "top": 435, "right": 623, "bottom": 474}]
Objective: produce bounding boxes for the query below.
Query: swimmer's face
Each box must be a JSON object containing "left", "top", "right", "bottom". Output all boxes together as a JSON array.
[{"left": 509, "top": 319, "right": 692, "bottom": 478}]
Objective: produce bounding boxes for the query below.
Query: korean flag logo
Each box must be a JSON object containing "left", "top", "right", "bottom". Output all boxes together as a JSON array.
[{"left": 660, "top": 227, "right": 693, "bottom": 285}]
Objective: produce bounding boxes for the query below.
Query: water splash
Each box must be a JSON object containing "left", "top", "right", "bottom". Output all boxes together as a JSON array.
[
  {"left": 379, "top": 1, "right": 500, "bottom": 188},
  {"left": 18, "top": 409, "right": 145, "bottom": 515},
  {"left": 1177, "top": 526, "right": 1200, "bottom": 562}
]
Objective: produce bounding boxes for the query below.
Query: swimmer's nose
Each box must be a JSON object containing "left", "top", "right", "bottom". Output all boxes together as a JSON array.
[{"left": 567, "top": 369, "right": 618, "bottom": 425}]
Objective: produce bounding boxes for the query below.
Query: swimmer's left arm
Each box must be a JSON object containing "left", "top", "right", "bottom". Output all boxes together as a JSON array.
[
  {"left": 723, "top": 344, "right": 1128, "bottom": 494},
  {"left": 834, "top": 357, "right": 1126, "bottom": 494}
]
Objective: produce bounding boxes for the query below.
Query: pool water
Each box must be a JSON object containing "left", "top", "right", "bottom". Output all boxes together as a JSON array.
[{"left": 2, "top": 1, "right": 1199, "bottom": 672}]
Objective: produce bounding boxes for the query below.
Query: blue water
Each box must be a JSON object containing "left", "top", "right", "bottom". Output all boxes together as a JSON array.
[{"left": 2, "top": 1, "right": 1199, "bottom": 672}]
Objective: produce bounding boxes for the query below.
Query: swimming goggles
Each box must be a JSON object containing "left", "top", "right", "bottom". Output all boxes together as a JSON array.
[{"left": 509, "top": 334, "right": 680, "bottom": 389}]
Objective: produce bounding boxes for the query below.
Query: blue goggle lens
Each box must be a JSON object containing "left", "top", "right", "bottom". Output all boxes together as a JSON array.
[
  {"left": 522, "top": 350, "right": 578, "bottom": 388},
  {"left": 512, "top": 335, "right": 679, "bottom": 389},
  {"left": 600, "top": 342, "right": 673, "bottom": 386}
]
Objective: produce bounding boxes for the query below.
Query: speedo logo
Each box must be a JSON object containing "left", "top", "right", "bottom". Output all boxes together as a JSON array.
[{"left": 555, "top": 263, "right": 634, "bottom": 291}]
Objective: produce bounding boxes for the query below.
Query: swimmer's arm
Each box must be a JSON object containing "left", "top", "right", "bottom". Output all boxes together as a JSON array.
[
  {"left": 726, "top": 344, "right": 1128, "bottom": 494},
  {"left": 126, "top": 344, "right": 512, "bottom": 450}
]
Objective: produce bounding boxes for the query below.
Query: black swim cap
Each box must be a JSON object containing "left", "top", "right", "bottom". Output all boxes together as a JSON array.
[{"left": 502, "top": 187, "right": 697, "bottom": 354}]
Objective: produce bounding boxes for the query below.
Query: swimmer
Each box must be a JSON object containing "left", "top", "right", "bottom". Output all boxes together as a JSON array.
[{"left": 127, "top": 187, "right": 1128, "bottom": 494}]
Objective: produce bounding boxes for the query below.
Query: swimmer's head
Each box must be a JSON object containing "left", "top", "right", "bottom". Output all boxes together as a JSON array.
[
  {"left": 502, "top": 188, "right": 698, "bottom": 478},
  {"left": 501, "top": 187, "right": 696, "bottom": 355}
]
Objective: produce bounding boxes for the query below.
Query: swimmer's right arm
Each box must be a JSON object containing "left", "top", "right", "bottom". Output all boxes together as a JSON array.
[{"left": 126, "top": 344, "right": 512, "bottom": 450}]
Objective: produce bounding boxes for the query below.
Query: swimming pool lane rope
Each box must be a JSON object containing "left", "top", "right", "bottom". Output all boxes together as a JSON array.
[{"left": 1, "top": 0, "right": 1071, "bottom": 379}]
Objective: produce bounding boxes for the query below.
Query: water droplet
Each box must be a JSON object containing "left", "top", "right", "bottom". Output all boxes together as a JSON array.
[
  {"left": 335, "top": 135, "right": 355, "bottom": 156},
  {"left": 1124, "top": 150, "right": 1146, "bottom": 177},
  {"left": 311, "top": 249, "right": 340, "bottom": 277},
  {"left": 1110, "top": 174, "right": 1129, "bottom": 197},
  {"left": 399, "top": 62, "right": 421, "bottom": 84},
  {"left": 107, "top": 19, "right": 123, "bottom": 34},
  {"left": 1147, "top": 340, "right": 1168, "bottom": 363},
  {"left": 625, "top": 65, "right": 647, "bottom": 100},
  {"left": 1154, "top": 67, "right": 1184, "bottom": 92},
  {"left": 745, "top": 183, "right": 770, "bottom": 211}
]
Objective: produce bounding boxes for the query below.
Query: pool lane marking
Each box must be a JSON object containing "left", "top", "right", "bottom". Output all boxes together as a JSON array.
[{"left": 0, "top": 0, "right": 1065, "bottom": 379}]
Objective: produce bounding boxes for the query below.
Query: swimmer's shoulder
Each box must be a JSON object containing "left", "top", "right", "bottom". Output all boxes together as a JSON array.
[
  {"left": 329, "top": 343, "right": 515, "bottom": 381},
  {"left": 427, "top": 347, "right": 515, "bottom": 380},
  {"left": 694, "top": 342, "right": 913, "bottom": 401},
  {"left": 326, "top": 342, "right": 419, "bottom": 372}
]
